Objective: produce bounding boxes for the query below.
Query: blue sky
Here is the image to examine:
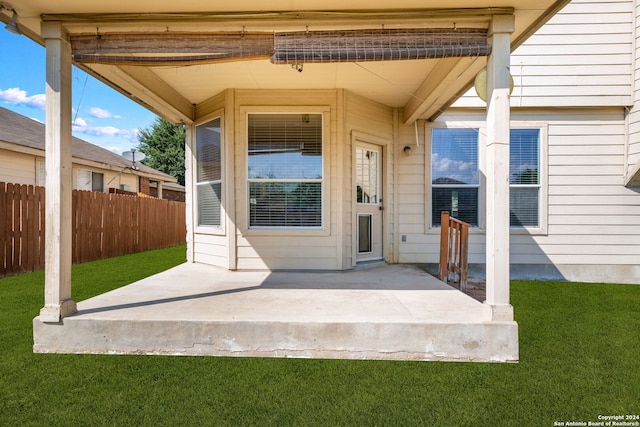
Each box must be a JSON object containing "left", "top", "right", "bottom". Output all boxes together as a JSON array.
[{"left": 0, "top": 30, "right": 157, "bottom": 154}]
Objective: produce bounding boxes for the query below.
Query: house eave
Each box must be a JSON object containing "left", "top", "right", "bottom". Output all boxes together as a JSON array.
[
  {"left": 0, "top": 140, "right": 175, "bottom": 183},
  {"left": 625, "top": 159, "right": 640, "bottom": 188}
]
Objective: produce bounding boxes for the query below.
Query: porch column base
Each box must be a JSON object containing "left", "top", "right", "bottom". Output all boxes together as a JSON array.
[
  {"left": 39, "top": 299, "right": 77, "bottom": 323},
  {"left": 483, "top": 302, "right": 514, "bottom": 321}
]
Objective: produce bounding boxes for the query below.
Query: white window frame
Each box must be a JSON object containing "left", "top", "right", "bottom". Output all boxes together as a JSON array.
[
  {"left": 193, "top": 111, "right": 225, "bottom": 235},
  {"left": 77, "top": 168, "right": 104, "bottom": 192},
  {"left": 426, "top": 121, "right": 548, "bottom": 235},
  {"left": 239, "top": 106, "right": 330, "bottom": 237},
  {"left": 507, "top": 122, "right": 548, "bottom": 235}
]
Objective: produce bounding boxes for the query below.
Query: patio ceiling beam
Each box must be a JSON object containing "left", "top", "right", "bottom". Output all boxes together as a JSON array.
[
  {"left": 70, "top": 32, "right": 274, "bottom": 66},
  {"left": 270, "top": 28, "right": 490, "bottom": 64},
  {"left": 43, "top": 8, "right": 514, "bottom": 25},
  {"left": 70, "top": 28, "right": 490, "bottom": 67}
]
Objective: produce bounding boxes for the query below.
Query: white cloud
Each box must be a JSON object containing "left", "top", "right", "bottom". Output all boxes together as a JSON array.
[
  {"left": 72, "top": 123, "right": 139, "bottom": 142},
  {"left": 88, "top": 107, "right": 121, "bottom": 119},
  {"left": 0, "top": 87, "right": 46, "bottom": 110},
  {"left": 73, "top": 117, "right": 87, "bottom": 127}
]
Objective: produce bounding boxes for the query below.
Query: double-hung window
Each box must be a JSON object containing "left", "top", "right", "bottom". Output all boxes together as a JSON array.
[
  {"left": 509, "top": 128, "right": 541, "bottom": 227},
  {"left": 431, "top": 128, "right": 480, "bottom": 227},
  {"left": 247, "top": 113, "right": 323, "bottom": 228},
  {"left": 430, "top": 126, "right": 542, "bottom": 229},
  {"left": 195, "top": 117, "right": 222, "bottom": 227},
  {"left": 77, "top": 169, "right": 104, "bottom": 192}
]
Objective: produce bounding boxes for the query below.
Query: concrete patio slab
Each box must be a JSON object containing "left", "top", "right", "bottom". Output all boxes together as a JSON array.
[{"left": 33, "top": 263, "right": 518, "bottom": 362}]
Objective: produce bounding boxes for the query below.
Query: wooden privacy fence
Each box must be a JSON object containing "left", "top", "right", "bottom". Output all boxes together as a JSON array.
[
  {"left": 438, "top": 211, "right": 470, "bottom": 290},
  {"left": 1, "top": 182, "right": 186, "bottom": 277}
]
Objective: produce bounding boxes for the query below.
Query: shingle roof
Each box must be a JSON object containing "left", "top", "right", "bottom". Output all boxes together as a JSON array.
[{"left": 0, "top": 106, "right": 175, "bottom": 181}]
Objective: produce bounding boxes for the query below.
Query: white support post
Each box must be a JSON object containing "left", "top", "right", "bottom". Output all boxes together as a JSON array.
[
  {"left": 184, "top": 125, "right": 195, "bottom": 263},
  {"left": 39, "top": 21, "right": 77, "bottom": 323},
  {"left": 484, "top": 15, "right": 515, "bottom": 322},
  {"left": 157, "top": 181, "right": 163, "bottom": 199}
]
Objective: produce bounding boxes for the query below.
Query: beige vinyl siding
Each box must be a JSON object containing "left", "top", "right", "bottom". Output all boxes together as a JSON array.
[
  {"left": 193, "top": 233, "right": 229, "bottom": 267},
  {"left": 190, "top": 89, "right": 395, "bottom": 270},
  {"left": 455, "top": 0, "right": 634, "bottom": 108},
  {"left": 397, "top": 120, "right": 428, "bottom": 263},
  {"left": 191, "top": 92, "right": 228, "bottom": 268},
  {"left": 410, "top": 108, "right": 640, "bottom": 274},
  {"left": 344, "top": 91, "right": 394, "bottom": 266},
  {"left": 0, "top": 150, "right": 37, "bottom": 185},
  {"left": 234, "top": 90, "right": 339, "bottom": 270},
  {"left": 626, "top": 0, "right": 640, "bottom": 175},
  {"left": 512, "top": 108, "right": 637, "bottom": 266}
]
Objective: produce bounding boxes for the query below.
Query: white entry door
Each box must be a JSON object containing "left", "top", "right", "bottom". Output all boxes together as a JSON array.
[{"left": 355, "top": 143, "right": 383, "bottom": 262}]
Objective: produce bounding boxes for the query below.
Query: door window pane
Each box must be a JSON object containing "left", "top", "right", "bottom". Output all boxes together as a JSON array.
[{"left": 356, "top": 148, "right": 378, "bottom": 204}]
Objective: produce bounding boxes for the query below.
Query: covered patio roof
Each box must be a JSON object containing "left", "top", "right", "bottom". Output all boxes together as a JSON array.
[{"left": 2, "top": 0, "right": 569, "bottom": 124}]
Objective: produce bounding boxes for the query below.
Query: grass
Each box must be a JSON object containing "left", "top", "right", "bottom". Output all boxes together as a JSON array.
[{"left": 1, "top": 246, "right": 639, "bottom": 426}]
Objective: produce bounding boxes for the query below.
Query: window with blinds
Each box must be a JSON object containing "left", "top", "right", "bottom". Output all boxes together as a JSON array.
[
  {"left": 196, "top": 118, "right": 222, "bottom": 227},
  {"left": 431, "top": 128, "right": 480, "bottom": 227},
  {"left": 247, "top": 113, "right": 323, "bottom": 228},
  {"left": 509, "top": 128, "right": 540, "bottom": 227},
  {"left": 430, "top": 126, "right": 542, "bottom": 229},
  {"left": 77, "top": 169, "right": 104, "bottom": 192}
]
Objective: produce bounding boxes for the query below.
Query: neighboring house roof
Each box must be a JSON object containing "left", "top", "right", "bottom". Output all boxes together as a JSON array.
[
  {"left": 150, "top": 181, "right": 186, "bottom": 192},
  {"left": 0, "top": 106, "right": 175, "bottom": 182}
]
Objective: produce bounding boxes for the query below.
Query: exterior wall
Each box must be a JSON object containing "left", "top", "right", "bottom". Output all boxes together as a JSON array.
[
  {"left": 150, "top": 187, "right": 185, "bottom": 202},
  {"left": 343, "top": 91, "right": 395, "bottom": 267},
  {"left": 189, "top": 92, "right": 227, "bottom": 268},
  {"left": 456, "top": 0, "right": 634, "bottom": 109},
  {"left": 396, "top": 119, "right": 428, "bottom": 263},
  {"left": 138, "top": 176, "right": 150, "bottom": 195},
  {"left": 188, "top": 89, "right": 396, "bottom": 270},
  {"left": 440, "top": 0, "right": 640, "bottom": 283},
  {"left": 72, "top": 164, "right": 139, "bottom": 193},
  {"left": 233, "top": 90, "right": 339, "bottom": 270},
  {"left": 400, "top": 108, "right": 640, "bottom": 284},
  {"left": 0, "top": 149, "right": 139, "bottom": 192},
  {"left": 0, "top": 149, "right": 38, "bottom": 185},
  {"left": 627, "top": 0, "right": 640, "bottom": 175}
]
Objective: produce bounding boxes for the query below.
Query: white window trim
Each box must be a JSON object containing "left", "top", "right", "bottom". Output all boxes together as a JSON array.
[
  {"left": 239, "top": 106, "right": 331, "bottom": 237},
  {"left": 506, "top": 122, "right": 548, "bottom": 235},
  {"left": 425, "top": 121, "right": 548, "bottom": 236},
  {"left": 193, "top": 110, "right": 226, "bottom": 236},
  {"left": 76, "top": 168, "right": 104, "bottom": 192}
]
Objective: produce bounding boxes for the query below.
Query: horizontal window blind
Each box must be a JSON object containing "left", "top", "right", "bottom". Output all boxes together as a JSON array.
[
  {"left": 196, "top": 118, "right": 222, "bottom": 227},
  {"left": 509, "top": 129, "right": 540, "bottom": 227},
  {"left": 249, "top": 182, "right": 321, "bottom": 227},
  {"left": 197, "top": 182, "right": 222, "bottom": 226},
  {"left": 248, "top": 113, "right": 323, "bottom": 228},
  {"left": 431, "top": 127, "right": 480, "bottom": 226},
  {"left": 248, "top": 113, "right": 322, "bottom": 180}
]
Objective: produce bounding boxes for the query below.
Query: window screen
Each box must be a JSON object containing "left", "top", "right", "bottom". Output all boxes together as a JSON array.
[
  {"left": 196, "top": 118, "right": 222, "bottom": 227},
  {"left": 248, "top": 113, "right": 323, "bottom": 228}
]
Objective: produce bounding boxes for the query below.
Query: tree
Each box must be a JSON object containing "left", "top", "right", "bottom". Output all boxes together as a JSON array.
[{"left": 136, "top": 117, "right": 186, "bottom": 185}]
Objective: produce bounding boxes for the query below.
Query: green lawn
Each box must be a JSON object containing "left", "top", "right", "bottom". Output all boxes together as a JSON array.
[{"left": 1, "top": 246, "right": 638, "bottom": 426}]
